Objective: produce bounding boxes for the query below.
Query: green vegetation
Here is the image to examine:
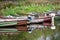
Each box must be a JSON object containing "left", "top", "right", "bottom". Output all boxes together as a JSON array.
[{"left": 0, "top": 2, "right": 60, "bottom": 16}]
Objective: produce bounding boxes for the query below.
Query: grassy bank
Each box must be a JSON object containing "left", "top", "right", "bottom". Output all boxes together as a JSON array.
[{"left": 0, "top": 3, "right": 60, "bottom": 16}]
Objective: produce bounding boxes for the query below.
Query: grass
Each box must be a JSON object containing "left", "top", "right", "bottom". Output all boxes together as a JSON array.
[{"left": 1, "top": 3, "right": 60, "bottom": 16}]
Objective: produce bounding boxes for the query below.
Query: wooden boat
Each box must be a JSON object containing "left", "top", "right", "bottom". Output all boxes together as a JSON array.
[
  {"left": 0, "top": 18, "right": 28, "bottom": 32},
  {"left": 28, "top": 16, "right": 51, "bottom": 24},
  {"left": 43, "top": 17, "right": 51, "bottom": 26},
  {"left": 16, "top": 26, "right": 28, "bottom": 31},
  {"left": 0, "top": 18, "right": 28, "bottom": 26},
  {"left": 0, "top": 16, "right": 52, "bottom": 32}
]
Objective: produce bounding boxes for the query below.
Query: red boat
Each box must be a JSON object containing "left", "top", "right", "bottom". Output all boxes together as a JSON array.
[{"left": 0, "top": 16, "right": 52, "bottom": 32}]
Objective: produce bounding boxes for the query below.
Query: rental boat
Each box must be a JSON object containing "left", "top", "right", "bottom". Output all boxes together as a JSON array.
[
  {"left": 0, "top": 15, "right": 52, "bottom": 32},
  {"left": 0, "top": 18, "right": 28, "bottom": 27},
  {"left": 0, "top": 16, "right": 29, "bottom": 32}
]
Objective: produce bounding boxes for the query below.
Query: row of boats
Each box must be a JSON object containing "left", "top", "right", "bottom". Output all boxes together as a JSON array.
[
  {"left": 0, "top": 15, "right": 51, "bottom": 32},
  {"left": 0, "top": 10, "right": 59, "bottom": 33}
]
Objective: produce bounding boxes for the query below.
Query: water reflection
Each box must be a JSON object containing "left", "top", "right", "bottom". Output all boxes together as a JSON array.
[
  {"left": 27, "top": 24, "right": 60, "bottom": 40},
  {"left": 46, "top": 36, "right": 51, "bottom": 40},
  {"left": 38, "top": 35, "right": 44, "bottom": 40},
  {"left": 38, "top": 35, "right": 52, "bottom": 40},
  {"left": 4, "top": 22, "right": 58, "bottom": 40},
  {"left": 27, "top": 24, "right": 44, "bottom": 29},
  {"left": 54, "top": 33, "right": 59, "bottom": 39},
  {"left": 37, "top": 33, "right": 59, "bottom": 40}
]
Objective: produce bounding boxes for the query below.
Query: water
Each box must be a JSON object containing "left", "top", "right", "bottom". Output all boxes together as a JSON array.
[
  {"left": 37, "top": 33, "right": 59, "bottom": 40},
  {"left": 26, "top": 22, "right": 60, "bottom": 40}
]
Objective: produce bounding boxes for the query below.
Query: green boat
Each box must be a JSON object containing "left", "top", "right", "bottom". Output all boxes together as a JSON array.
[
  {"left": 0, "top": 21, "right": 18, "bottom": 32},
  {"left": 55, "top": 16, "right": 60, "bottom": 25},
  {"left": 0, "top": 18, "right": 28, "bottom": 32},
  {"left": 0, "top": 28, "right": 18, "bottom": 32},
  {"left": 55, "top": 16, "right": 60, "bottom": 21},
  {"left": 0, "top": 21, "right": 17, "bottom": 27}
]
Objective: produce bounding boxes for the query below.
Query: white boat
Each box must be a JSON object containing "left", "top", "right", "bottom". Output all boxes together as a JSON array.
[{"left": 29, "top": 18, "right": 44, "bottom": 23}]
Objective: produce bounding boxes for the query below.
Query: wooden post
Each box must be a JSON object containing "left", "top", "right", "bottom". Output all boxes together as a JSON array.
[
  {"left": 50, "top": 13, "right": 56, "bottom": 29},
  {"left": 52, "top": 16, "right": 54, "bottom": 26}
]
